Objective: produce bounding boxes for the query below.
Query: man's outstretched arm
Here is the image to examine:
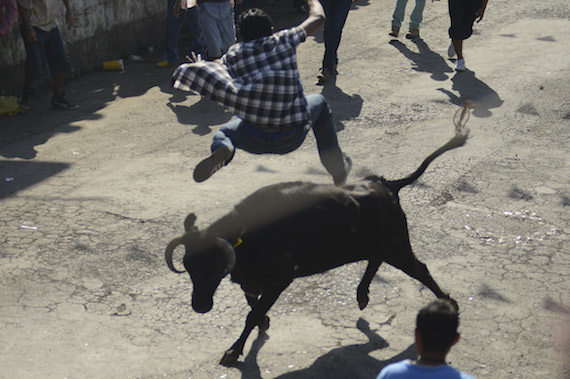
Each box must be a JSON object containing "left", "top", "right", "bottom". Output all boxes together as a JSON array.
[{"left": 299, "top": 0, "right": 325, "bottom": 36}]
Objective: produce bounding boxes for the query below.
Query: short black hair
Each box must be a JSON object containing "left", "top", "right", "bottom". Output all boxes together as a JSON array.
[
  {"left": 237, "top": 8, "right": 274, "bottom": 42},
  {"left": 416, "top": 299, "right": 459, "bottom": 353}
]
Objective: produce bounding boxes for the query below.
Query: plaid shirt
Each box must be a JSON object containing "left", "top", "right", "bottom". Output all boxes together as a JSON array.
[
  {"left": 0, "top": 0, "right": 18, "bottom": 36},
  {"left": 172, "top": 27, "right": 310, "bottom": 132}
]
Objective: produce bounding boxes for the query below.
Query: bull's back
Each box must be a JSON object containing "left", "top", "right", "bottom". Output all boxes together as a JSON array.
[{"left": 233, "top": 180, "right": 403, "bottom": 279}]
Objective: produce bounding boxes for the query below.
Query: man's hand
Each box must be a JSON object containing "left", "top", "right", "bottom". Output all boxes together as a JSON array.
[
  {"left": 476, "top": 0, "right": 488, "bottom": 22},
  {"left": 476, "top": 8, "right": 486, "bottom": 22},
  {"left": 186, "top": 52, "right": 204, "bottom": 63},
  {"left": 25, "top": 27, "right": 37, "bottom": 43}
]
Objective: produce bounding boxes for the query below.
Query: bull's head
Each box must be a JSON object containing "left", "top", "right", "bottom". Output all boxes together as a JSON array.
[{"left": 165, "top": 213, "right": 236, "bottom": 313}]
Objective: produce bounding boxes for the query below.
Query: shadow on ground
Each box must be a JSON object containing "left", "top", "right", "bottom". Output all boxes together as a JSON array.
[
  {"left": 0, "top": 160, "right": 70, "bottom": 199},
  {"left": 438, "top": 70, "right": 504, "bottom": 117},
  {"left": 233, "top": 318, "right": 417, "bottom": 379},
  {"left": 389, "top": 38, "right": 454, "bottom": 81}
]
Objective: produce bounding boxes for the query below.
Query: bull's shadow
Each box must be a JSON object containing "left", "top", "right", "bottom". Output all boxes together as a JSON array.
[
  {"left": 233, "top": 318, "right": 417, "bottom": 379},
  {"left": 438, "top": 70, "right": 504, "bottom": 118},
  {"left": 389, "top": 38, "right": 454, "bottom": 81}
]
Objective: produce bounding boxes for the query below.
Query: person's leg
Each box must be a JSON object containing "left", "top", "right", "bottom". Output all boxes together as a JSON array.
[
  {"left": 408, "top": 0, "right": 426, "bottom": 30},
  {"left": 163, "top": 0, "right": 186, "bottom": 63},
  {"left": 452, "top": 39, "right": 463, "bottom": 59},
  {"left": 187, "top": 6, "right": 205, "bottom": 56},
  {"left": 391, "top": 0, "right": 408, "bottom": 30},
  {"left": 215, "top": 1, "right": 236, "bottom": 54},
  {"left": 321, "top": 0, "right": 352, "bottom": 71},
  {"left": 198, "top": 2, "right": 223, "bottom": 59},
  {"left": 193, "top": 118, "right": 240, "bottom": 182},
  {"left": 44, "top": 27, "right": 77, "bottom": 109},
  {"left": 19, "top": 25, "right": 47, "bottom": 108},
  {"left": 306, "top": 94, "right": 351, "bottom": 185}
]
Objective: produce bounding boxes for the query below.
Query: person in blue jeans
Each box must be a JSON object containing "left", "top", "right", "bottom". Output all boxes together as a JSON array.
[
  {"left": 197, "top": 0, "right": 236, "bottom": 60},
  {"left": 157, "top": 0, "right": 205, "bottom": 67},
  {"left": 389, "top": 0, "right": 427, "bottom": 39},
  {"left": 317, "top": 0, "right": 353, "bottom": 85},
  {"left": 171, "top": 1, "right": 352, "bottom": 185}
]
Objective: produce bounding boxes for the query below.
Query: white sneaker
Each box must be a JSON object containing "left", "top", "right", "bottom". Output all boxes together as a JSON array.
[
  {"left": 447, "top": 43, "right": 456, "bottom": 58},
  {"left": 455, "top": 59, "right": 466, "bottom": 72}
]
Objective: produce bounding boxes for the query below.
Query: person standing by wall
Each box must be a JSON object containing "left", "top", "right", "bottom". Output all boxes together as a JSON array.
[
  {"left": 316, "top": 0, "right": 352, "bottom": 85},
  {"left": 157, "top": 0, "right": 205, "bottom": 67},
  {"left": 447, "top": 0, "right": 488, "bottom": 71},
  {"left": 17, "top": 0, "right": 78, "bottom": 110},
  {"left": 196, "top": 0, "right": 236, "bottom": 60}
]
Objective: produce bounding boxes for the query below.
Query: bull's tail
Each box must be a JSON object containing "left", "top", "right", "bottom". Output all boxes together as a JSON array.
[{"left": 386, "top": 103, "right": 471, "bottom": 194}]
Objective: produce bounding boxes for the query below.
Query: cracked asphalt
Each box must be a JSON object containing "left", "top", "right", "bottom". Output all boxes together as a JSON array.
[{"left": 1, "top": 0, "right": 569, "bottom": 378}]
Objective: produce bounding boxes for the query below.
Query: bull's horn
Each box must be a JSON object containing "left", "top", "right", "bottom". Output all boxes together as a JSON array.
[
  {"left": 216, "top": 237, "right": 236, "bottom": 273},
  {"left": 165, "top": 237, "right": 186, "bottom": 273}
]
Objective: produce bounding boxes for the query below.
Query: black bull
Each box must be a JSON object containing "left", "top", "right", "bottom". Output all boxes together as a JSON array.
[{"left": 165, "top": 117, "right": 469, "bottom": 366}]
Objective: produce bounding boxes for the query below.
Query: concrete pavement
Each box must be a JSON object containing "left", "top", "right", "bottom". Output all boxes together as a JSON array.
[{"left": 1, "top": 0, "right": 569, "bottom": 378}]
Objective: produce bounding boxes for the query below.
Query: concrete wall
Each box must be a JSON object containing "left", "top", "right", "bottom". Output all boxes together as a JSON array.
[{"left": 0, "top": 0, "right": 165, "bottom": 95}]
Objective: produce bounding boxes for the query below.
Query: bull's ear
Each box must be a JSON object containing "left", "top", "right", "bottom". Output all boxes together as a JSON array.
[
  {"left": 184, "top": 213, "right": 198, "bottom": 232},
  {"left": 216, "top": 237, "right": 236, "bottom": 273}
]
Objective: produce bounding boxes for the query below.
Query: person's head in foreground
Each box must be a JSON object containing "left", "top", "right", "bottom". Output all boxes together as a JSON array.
[
  {"left": 237, "top": 8, "right": 275, "bottom": 42},
  {"left": 415, "top": 298, "right": 460, "bottom": 361}
]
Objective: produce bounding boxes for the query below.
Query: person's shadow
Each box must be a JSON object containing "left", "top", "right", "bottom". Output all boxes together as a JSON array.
[
  {"left": 233, "top": 318, "right": 418, "bottom": 379},
  {"left": 389, "top": 38, "right": 454, "bottom": 81},
  {"left": 438, "top": 70, "right": 504, "bottom": 118},
  {"left": 320, "top": 75, "right": 363, "bottom": 132}
]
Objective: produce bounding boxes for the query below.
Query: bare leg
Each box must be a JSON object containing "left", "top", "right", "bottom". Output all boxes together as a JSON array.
[
  {"left": 53, "top": 73, "right": 65, "bottom": 96},
  {"left": 452, "top": 38, "right": 463, "bottom": 60}
]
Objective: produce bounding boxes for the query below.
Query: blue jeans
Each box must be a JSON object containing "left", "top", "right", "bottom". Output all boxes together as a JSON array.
[
  {"left": 21, "top": 26, "right": 73, "bottom": 81},
  {"left": 320, "top": 0, "right": 352, "bottom": 71},
  {"left": 211, "top": 94, "right": 346, "bottom": 177},
  {"left": 198, "top": 1, "right": 236, "bottom": 59},
  {"left": 391, "top": 0, "right": 426, "bottom": 30},
  {"left": 163, "top": 1, "right": 204, "bottom": 62}
]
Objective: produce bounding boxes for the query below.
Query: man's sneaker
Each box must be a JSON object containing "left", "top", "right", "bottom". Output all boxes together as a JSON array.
[
  {"left": 19, "top": 87, "right": 34, "bottom": 110},
  {"left": 389, "top": 25, "right": 400, "bottom": 37},
  {"left": 317, "top": 67, "right": 338, "bottom": 85},
  {"left": 405, "top": 28, "right": 420, "bottom": 39},
  {"left": 193, "top": 146, "right": 234, "bottom": 183},
  {"left": 455, "top": 58, "right": 466, "bottom": 72},
  {"left": 51, "top": 92, "right": 79, "bottom": 110},
  {"left": 447, "top": 43, "right": 456, "bottom": 58},
  {"left": 333, "top": 154, "right": 352, "bottom": 186}
]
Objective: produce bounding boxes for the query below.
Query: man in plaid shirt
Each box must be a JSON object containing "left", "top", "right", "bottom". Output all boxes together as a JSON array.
[{"left": 172, "top": 0, "right": 351, "bottom": 185}]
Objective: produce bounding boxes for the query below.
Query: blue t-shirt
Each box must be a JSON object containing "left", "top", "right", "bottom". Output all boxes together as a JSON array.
[{"left": 377, "top": 359, "right": 474, "bottom": 379}]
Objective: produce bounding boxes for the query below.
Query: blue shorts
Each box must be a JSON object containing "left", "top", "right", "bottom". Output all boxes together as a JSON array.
[{"left": 21, "top": 26, "right": 73, "bottom": 81}]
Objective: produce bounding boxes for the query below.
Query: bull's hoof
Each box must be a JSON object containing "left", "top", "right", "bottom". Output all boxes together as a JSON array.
[
  {"left": 219, "top": 349, "right": 239, "bottom": 366},
  {"left": 448, "top": 297, "right": 459, "bottom": 312},
  {"left": 258, "top": 315, "right": 270, "bottom": 331},
  {"left": 357, "top": 293, "right": 369, "bottom": 310}
]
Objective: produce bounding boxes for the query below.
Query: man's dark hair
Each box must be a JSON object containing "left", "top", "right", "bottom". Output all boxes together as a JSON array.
[
  {"left": 237, "top": 8, "right": 274, "bottom": 42},
  {"left": 416, "top": 299, "right": 459, "bottom": 353}
]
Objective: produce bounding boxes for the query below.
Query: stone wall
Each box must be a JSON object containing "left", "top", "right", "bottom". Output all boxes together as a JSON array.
[{"left": 0, "top": 0, "right": 165, "bottom": 95}]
